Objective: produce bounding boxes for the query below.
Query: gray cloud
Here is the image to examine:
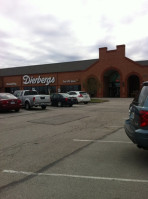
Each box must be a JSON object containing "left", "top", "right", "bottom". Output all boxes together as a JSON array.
[
  {"left": 99, "top": 16, "right": 115, "bottom": 32},
  {"left": 127, "top": 38, "right": 148, "bottom": 60},
  {"left": 0, "top": 0, "right": 148, "bottom": 68}
]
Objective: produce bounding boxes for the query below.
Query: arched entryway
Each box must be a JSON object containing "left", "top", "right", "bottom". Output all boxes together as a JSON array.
[
  {"left": 86, "top": 77, "right": 99, "bottom": 97},
  {"left": 127, "top": 75, "right": 140, "bottom": 97},
  {"left": 103, "top": 70, "right": 120, "bottom": 97}
]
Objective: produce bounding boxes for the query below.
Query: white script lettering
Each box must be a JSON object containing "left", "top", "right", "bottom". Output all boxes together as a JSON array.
[{"left": 23, "top": 75, "right": 55, "bottom": 85}]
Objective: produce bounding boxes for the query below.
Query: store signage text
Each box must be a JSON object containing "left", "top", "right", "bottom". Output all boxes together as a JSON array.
[
  {"left": 6, "top": 83, "right": 17, "bottom": 86},
  {"left": 63, "top": 79, "right": 79, "bottom": 83},
  {"left": 23, "top": 75, "right": 55, "bottom": 85}
]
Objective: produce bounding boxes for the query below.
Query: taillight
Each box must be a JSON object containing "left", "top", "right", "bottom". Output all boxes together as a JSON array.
[
  {"left": 140, "top": 110, "right": 148, "bottom": 127},
  {"left": 33, "top": 97, "right": 35, "bottom": 102},
  {"left": 17, "top": 99, "right": 21, "bottom": 104},
  {"left": 65, "top": 98, "right": 68, "bottom": 101},
  {"left": 78, "top": 94, "right": 83, "bottom": 97},
  {"left": 0, "top": 100, "right": 8, "bottom": 105}
]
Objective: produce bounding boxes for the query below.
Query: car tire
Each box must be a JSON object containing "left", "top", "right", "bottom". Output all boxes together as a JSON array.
[
  {"left": 57, "top": 101, "right": 62, "bottom": 107},
  {"left": 25, "top": 102, "right": 30, "bottom": 110},
  {"left": 84, "top": 102, "right": 88, "bottom": 104},
  {"left": 15, "top": 109, "right": 20, "bottom": 112},
  {"left": 41, "top": 105, "right": 46, "bottom": 110}
]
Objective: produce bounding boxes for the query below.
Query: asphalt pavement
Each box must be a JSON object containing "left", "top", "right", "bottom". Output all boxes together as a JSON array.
[{"left": 1, "top": 98, "right": 148, "bottom": 199}]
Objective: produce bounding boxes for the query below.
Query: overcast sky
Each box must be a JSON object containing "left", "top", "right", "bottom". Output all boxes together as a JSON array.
[{"left": 0, "top": 0, "right": 148, "bottom": 69}]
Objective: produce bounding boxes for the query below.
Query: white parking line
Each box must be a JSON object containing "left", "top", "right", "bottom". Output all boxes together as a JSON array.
[
  {"left": 107, "top": 126, "right": 123, "bottom": 128},
  {"left": 2, "top": 170, "right": 148, "bottom": 183},
  {"left": 73, "top": 139, "right": 132, "bottom": 144}
]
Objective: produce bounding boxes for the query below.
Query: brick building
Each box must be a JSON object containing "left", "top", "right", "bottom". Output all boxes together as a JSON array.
[{"left": 0, "top": 44, "right": 148, "bottom": 97}]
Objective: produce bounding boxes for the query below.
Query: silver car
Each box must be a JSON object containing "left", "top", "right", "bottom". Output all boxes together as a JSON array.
[{"left": 67, "top": 91, "right": 91, "bottom": 104}]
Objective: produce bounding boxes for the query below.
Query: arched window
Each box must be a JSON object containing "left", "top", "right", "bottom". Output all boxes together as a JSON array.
[{"left": 127, "top": 75, "right": 140, "bottom": 97}]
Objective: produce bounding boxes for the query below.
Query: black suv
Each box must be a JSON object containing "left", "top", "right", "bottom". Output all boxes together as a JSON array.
[{"left": 124, "top": 81, "right": 148, "bottom": 149}]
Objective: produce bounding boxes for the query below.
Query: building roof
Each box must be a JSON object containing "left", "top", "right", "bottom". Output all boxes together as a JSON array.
[
  {"left": 0, "top": 58, "right": 148, "bottom": 77},
  {"left": 0, "top": 59, "right": 98, "bottom": 77},
  {"left": 136, "top": 60, "right": 148, "bottom": 66}
]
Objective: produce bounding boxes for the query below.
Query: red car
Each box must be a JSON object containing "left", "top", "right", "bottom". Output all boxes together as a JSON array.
[{"left": 0, "top": 93, "right": 22, "bottom": 112}]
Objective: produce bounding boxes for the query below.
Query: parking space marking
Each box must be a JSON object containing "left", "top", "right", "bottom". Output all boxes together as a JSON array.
[
  {"left": 73, "top": 139, "right": 132, "bottom": 144},
  {"left": 107, "top": 126, "right": 123, "bottom": 128},
  {"left": 3, "top": 170, "right": 148, "bottom": 183}
]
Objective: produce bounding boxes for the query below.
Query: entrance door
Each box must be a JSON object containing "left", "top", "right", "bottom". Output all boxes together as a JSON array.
[{"left": 103, "top": 70, "right": 120, "bottom": 97}]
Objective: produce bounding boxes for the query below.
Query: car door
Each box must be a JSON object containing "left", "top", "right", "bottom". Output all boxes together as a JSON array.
[
  {"left": 52, "top": 94, "right": 58, "bottom": 105},
  {"left": 18, "top": 91, "right": 24, "bottom": 104}
]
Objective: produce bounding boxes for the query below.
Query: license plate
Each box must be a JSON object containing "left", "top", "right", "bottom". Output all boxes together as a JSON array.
[{"left": 11, "top": 102, "right": 15, "bottom": 104}]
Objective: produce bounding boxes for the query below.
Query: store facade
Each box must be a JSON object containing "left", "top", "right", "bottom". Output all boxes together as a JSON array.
[
  {"left": 0, "top": 44, "right": 148, "bottom": 98},
  {"left": 0, "top": 71, "right": 83, "bottom": 95}
]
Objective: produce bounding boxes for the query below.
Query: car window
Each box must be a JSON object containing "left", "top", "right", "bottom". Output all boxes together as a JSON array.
[
  {"left": 57, "top": 94, "right": 61, "bottom": 98},
  {"left": 14, "top": 91, "right": 18, "bottom": 96},
  {"left": 68, "top": 92, "right": 76, "bottom": 95},
  {"left": 24, "top": 91, "right": 38, "bottom": 95},
  {"left": 143, "top": 96, "right": 148, "bottom": 107},
  {"left": 53, "top": 94, "right": 57, "bottom": 99},
  {"left": 72, "top": 92, "right": 76, "bottom": 95},
  {"left": 138, "top": 86, "right": 148, "bottom": 106},
  {"left": 16, "top": 91, "right": 21, "bottom": 97}
]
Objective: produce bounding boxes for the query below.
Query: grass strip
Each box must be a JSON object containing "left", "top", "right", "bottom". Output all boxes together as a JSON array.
[{"left": 90, "top": 98, "right": 109, "bottom": 103}]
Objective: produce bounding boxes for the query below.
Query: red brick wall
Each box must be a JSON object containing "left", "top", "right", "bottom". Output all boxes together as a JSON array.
[
  {"left": 81, "top": 45, "right": 148, "bottom": 97},
  {"left": 1, "top": 45, "right": 148, "bottom": 97}
]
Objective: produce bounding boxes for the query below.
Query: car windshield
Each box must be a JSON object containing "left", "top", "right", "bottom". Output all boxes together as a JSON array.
[
  {"left": 61, "top": 93, "right": 70, "bottom": 97},
  {"left": 0, "top": 93, "right": 17, "bottom": 99}
]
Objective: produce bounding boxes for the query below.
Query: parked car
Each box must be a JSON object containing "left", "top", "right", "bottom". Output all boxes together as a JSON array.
[
  {"left": 50, "top": 93, "right": 77, "bottom": 107},
  {"left": 67, "top": 91, "right": 91, "bottom": 104},
  {"left": 14, "top": 90, "right": 50, "bottom": 110},
  {"left": 0, "top": 93, "right": 22, "bottom": 112},
  {"left": 124, "top": 81, "right": 148, "bottom": 149}
]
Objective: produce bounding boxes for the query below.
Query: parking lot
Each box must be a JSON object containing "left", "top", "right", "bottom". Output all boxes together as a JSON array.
[{"left": 1, "top": 98, "right": 148, "bottom": 199}]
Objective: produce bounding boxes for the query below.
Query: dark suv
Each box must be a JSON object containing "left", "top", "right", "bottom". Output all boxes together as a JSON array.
[{"left": 124, "top": 81, "right": 148, "bottom": 149}]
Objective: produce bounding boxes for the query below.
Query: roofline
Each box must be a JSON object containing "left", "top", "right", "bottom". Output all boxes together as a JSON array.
[{"left": 0, "top": 59, "right": 98, "bottom": 70}]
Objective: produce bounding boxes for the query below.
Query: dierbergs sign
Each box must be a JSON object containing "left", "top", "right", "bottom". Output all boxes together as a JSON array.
[{"left": 23, "top": 75, "right": 55, "bottom": 86}]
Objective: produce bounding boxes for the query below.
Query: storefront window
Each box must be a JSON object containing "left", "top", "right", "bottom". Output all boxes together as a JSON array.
[
  {"left": 23, "top": 86, "right": 56, "bottom": 94},
  {"left": 5, "top": 87, "right": 20, "bottom": 94}
]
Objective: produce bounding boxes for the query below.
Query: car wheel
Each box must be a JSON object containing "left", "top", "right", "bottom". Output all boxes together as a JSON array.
[
  {"left": 25, "top": 102, "right": 30, "bottom": 110},
  {"left": 84, "top": 102, "right": 88, "bottom": 104},
  {"left": 15, "top": 109, "right": 20, "bottom": 112},
  {"left": 41, "top": 105, "right": 46, "bottom": 110},
  {"left": 58, "top": 101, "right": 62, "bottom": 107}
]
